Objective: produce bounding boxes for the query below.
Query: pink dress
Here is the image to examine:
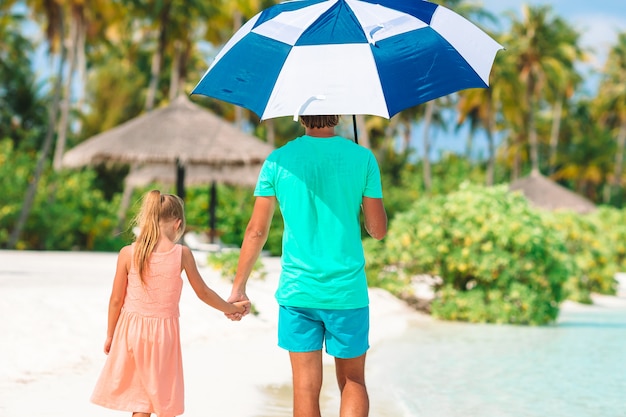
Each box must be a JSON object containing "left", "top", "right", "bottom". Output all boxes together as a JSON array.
[{"left": 92, "top": 243, "right": 184, "bottom": 417}]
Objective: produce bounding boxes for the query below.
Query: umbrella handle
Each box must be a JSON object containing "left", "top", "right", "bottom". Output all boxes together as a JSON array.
[{"left": 293, "top": 95, "right": 326, "bottom": 121}]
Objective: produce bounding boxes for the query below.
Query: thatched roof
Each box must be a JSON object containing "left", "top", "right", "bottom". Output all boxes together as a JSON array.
[
  {"left": 62, "top": 95, "right": 273, "bottom": 168},
  {"left": 509, "top": 171, "right": 596, "bottom": 214},
  {"left": 125, "top": 163, "right": 260, "bottom": 188}
]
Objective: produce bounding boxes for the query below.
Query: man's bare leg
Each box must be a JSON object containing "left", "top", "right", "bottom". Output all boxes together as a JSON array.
[
  {"left": 335, "top": 354, "right": 368, "bottom": 417},
  {"left": 289, "top": 350, "right": 323, "bottom": 417}
]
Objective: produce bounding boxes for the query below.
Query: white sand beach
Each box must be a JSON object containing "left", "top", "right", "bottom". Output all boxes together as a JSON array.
[{"left": 0, "top": 250, "right": 428, "bottom": 417}]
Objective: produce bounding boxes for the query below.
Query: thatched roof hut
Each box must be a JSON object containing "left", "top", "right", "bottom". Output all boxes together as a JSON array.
[
  {"left": 62, "top": 95, "right": 273, "bottom": 237},
  {"left": 509, "top": 171, "right": 596, "bottom": 214},
  {"left": 62, "top": 95, "right": 273, "bottom": 169}
]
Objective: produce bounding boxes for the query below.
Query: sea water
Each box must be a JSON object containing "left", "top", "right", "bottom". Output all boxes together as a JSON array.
[{"left": 366, "top": 304, "right": 626, "bottom": 417}]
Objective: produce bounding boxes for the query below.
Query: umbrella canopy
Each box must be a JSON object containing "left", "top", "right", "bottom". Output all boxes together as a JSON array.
[
  {"left": 62, "top": 95, "right": 273, "bottom": 168},
  {"left": 192, "top": 0, "right": 503, "bottom": 120},
  {"left": 509, "top": 172, "right": 596, "bottom": 214}
]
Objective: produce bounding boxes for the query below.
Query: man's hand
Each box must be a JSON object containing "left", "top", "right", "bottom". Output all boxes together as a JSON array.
[{"left": 226, "top": 292, "right": 250, "bottom": 321}]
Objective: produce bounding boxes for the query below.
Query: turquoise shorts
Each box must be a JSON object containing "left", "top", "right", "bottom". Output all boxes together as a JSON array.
[{"left": 278, "top": 305, "right": 369, "bottom": 359}]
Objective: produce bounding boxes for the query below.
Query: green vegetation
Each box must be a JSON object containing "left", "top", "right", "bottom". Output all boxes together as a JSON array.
[
  {"left": 0, "top": 140, "right": 124, "bottom": 250},
  {"left": 366, "top": 183, "right": 572, "bottom": 325},
  {"left": 204, "top": 250, "right": 266, "bottom": 283}
]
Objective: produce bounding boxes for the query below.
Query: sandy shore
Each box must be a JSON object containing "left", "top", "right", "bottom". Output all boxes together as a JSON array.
[
  {"left": 0, "top": 250, "right": 427, "bottom": 417},
  {"left": 3, "top": 249, "right": 624, "bottom": 417}
]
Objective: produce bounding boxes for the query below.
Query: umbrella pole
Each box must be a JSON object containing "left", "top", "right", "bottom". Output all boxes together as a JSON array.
[{"left": 352, "top": 115, "right": 359, "bottom": 144}]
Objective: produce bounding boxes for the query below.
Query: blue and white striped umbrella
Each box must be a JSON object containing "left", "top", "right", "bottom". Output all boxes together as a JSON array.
[{"left": 192, "top": 0, "right": 503, "bottom": 121}]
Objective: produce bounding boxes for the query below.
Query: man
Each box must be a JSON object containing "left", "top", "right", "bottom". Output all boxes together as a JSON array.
[{"left": 228, "top": 115, "right": 387, "bottom": 417}]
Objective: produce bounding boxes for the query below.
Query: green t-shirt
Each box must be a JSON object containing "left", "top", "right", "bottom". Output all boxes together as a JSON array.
[{"left": 254, "top": 135, "right": 383, "bottom": 309}]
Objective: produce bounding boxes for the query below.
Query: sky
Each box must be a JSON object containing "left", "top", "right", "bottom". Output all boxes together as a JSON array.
[
  {"left": 479, "top": 0, "right": 626, "bottom": 69},
  {"left": 413, "top": 0, "right": 626, "bottom": 160}
]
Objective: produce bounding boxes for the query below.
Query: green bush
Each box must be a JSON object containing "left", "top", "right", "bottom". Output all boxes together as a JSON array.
[
  {"left": 366, "top": 183, "right": 572, "bottom": 325},
  {"left": 540, "top": 210, "right": 617, "bottom": 303},
  {"left": 205, "top": 250, "right": 266, "bottom": 282},
  {"left": 181, "top": 184, "right": 284, "bottom": 256},
  {"left": 589, "top": 206, "right": 626, "bottom": 272},
  {"left": 125, "top": 183, "right": 285, "bottom": 256},
  {"left": 0, "top": 140, "right": 123, "bottom": 250}
]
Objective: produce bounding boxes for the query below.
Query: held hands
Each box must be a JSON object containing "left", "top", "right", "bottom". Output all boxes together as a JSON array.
[{"left": 226, "top": 292, "right": 250, "bottom": 321}]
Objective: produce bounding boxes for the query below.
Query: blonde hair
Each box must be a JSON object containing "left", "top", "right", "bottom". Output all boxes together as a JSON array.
[
  {"left": 133, "top": 190, "right": 186, "bottom": 280},
  {"left": 300, "top": 115, "right": 340, "bottom": 129}
]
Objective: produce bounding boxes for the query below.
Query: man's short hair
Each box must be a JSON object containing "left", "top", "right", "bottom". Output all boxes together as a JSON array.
[{"left": 300, "top": 115, "right": 340, "bottom": 129}]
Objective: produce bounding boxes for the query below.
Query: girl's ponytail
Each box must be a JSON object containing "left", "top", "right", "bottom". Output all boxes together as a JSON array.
[{"left": 133, "top": 190, "right": 162, "bottom": 281}]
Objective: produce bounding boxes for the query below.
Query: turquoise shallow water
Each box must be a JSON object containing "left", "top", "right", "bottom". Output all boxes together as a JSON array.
[{"left": 367, "top": 304, "right": 626, "bottom": 417}]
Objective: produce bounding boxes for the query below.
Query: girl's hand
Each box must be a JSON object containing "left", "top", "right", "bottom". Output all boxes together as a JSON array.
[
  {"left": 226, "top": 293, "right": 250, "bottom": 321},
  {"left": 103, "top": 336, "right": 113, "bottom": 355},
  {"left": 235, "top": 300, "right": 250, "bottom": 313},
  {"left": 227, "top": 300, "right": 251, "bottom": 321}
]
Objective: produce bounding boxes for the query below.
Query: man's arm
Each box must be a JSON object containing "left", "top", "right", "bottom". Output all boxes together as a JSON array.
[
  {"left": 362, "top": 196, "right": 387, "bottom": 240},
  {"left": 228, "top": 196, "right": 276, "bottom": 313}
]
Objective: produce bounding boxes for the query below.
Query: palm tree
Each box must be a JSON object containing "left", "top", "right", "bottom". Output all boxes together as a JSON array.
[
  {"left": 0, "top": 1, "right": 47, "bottom": 150},
  {"left": 424, "top": 0, "right": 497, "bottom": 188},
  {"left": 595, "top": 33, "right": 626, "bottom": 205},
  {"left": 502, "top": 5, "right": 582, "bottom": 176},
  {"left": 543, "top": 19, "right": 586, "bottom": 175},
  {"left": 456, "top": 87, "right": 497, "bottom": 184},
  {"left": 556, "top": 99, "right": 613, "bottom": 203},
  {"left": 50, "top": 0, "right": 122, "bottom": 171},
  {"left": 8, "top": 0, "right": 66, "bottom": 248}
]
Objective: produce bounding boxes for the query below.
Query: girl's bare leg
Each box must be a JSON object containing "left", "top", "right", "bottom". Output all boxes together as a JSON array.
[{"left": 132, "top": 413, "right": 150, "bottom": 417}]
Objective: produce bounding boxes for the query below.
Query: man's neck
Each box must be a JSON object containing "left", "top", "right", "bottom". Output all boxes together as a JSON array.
[{"left": 305, "top": 126, "right": 335, "bottom": 138}]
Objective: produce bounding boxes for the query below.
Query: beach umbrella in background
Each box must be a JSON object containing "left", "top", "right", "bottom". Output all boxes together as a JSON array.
[
  {"left": 62, "top": 95, "right": 273, "bottom": 238},
  {"left": 509, "top": 172, "right": 596, "bottom": 214},
  {"left": 192, "top": 0, "right": 503, "bottom": 142}
]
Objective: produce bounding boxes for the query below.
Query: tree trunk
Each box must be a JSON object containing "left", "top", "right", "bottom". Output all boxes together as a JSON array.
[
  {"left": 76, "top": 12, "right": 87, "bottom": 109},
  {"left": 8, "top": 15, "right": 66, "bottom": 248},
  {"left": 486, "top": 112, "right": 496, "bottom": 186},
  {"left": 145, "top": 4, "right": 171, "bottom": 110},
  {"left": 527, "top": 95, "right": 540, "bottom": 175},
  {"left": 265, "top": 118, "right": 275, "bottom": 146},
  {"left": 548, "top": 97, "right": 563, "bottom": 175},
  {"left": 115, "top": 164, "right": 139, "bottom": 235},
  {"left": 612, "top": 120, "right": 626, "bottom": 204},
  {"left": 53, "top": 9, "right": 80, "bottom": 171},
  {"left": 400, "top": 120, "right": 411, "bottom": 153},
  {"left": 355, "top": 114, "right": 370, "bottom": 149},
  {"left": 169, "top": 40, "right": 182, "bottom": 100},
  {"left": 145, "top": 46, "right": 161, "bottom": 110},
  {"left": 511, "top": 134, "right": 521, "bottom": 182},
  {"left": 422, "top": 101, "right": 434, "bottom": 191},
  {"left": 464, "top": 128, "right": 474, "bottom": 160}
]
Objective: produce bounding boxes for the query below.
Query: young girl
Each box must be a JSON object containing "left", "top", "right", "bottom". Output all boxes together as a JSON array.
[{"left": 91, "top": 190, "right": 248, "bottom": 417}]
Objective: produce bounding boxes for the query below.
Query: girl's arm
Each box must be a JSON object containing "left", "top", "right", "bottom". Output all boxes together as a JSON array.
[
  {"left": 181, "top": 246, "right": 248, "bottom": 315},
  {"left": 104, "top": 245, "right": 131, "bottom": 354}
]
